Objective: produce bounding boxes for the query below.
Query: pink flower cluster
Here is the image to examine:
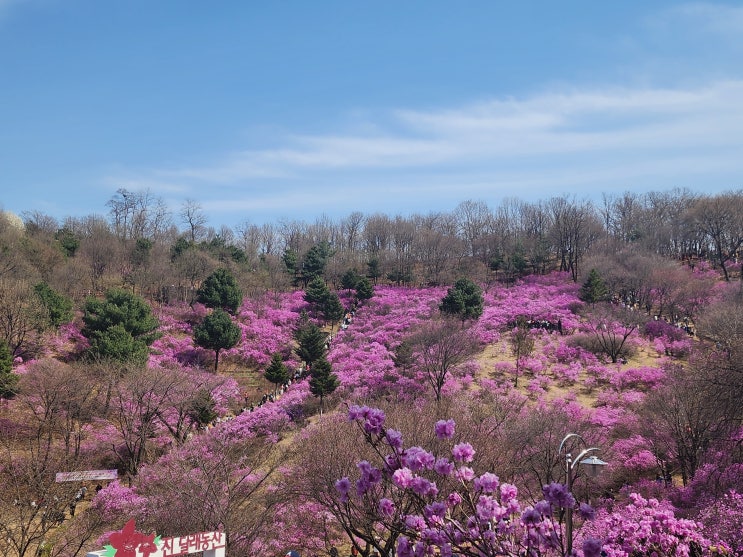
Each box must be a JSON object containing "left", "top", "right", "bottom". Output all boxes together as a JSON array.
[{"left": 343, "top": 405, "right": 602, "bottom": 557}]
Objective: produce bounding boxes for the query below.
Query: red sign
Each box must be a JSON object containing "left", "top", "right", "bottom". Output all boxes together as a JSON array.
[{"left": 109, "top": 520, "right": 158, "bottom": 557}]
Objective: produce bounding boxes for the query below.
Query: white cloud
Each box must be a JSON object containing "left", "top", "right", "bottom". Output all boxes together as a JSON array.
[
  {"left": 140, "top": 80, "right": 743, "bottom": 190},
  {"left": 100, "top": 3, "right": 743, "bottom": 225}
]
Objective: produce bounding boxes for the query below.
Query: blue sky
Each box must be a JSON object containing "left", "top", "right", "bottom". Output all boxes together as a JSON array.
[{"left": 1, "top": 1, "right": 742, "bottom": 229}]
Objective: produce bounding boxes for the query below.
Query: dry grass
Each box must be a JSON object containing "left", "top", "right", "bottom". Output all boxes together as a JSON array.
[{"left": 474, "top": 333, "right": 664, "bottom": 408}]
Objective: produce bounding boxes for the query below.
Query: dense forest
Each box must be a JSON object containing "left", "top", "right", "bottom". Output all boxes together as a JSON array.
[
  {"left": 3, "top": 188, "right": 743, "bottom": 308},
  {"left": 1, "top": 187, "right": 742, "bottom": 557}
]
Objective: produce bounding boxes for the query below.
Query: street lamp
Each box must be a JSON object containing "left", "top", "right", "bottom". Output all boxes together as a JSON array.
[{"left": 558, "top": 433, "right": 608, "bottom": 555}]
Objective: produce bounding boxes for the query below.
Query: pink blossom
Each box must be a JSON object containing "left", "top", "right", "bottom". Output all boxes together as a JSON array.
[
  {"left": 434, "top": 419, "right": 456, "bottom": 439},
  {"left": 452, "top": 442, "right": 475, "bottom": 463},
  {"left": 474, "top": 472, "right": 500, "bottom": 494},
  {"left": 393, "top": 467, "right": 415, "bottom": 489},
  {"left": 379, "top": 498, "right": 396, "bottom": 517}
]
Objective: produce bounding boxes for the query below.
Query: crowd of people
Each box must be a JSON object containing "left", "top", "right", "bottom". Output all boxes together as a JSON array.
[{"left": 504, "top": 317, "right": 564, "bottom": 334}]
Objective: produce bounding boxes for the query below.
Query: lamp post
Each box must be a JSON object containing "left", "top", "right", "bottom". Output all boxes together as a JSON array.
[{"left": 558, "top": 433, "right": 607, "bottom": 555}]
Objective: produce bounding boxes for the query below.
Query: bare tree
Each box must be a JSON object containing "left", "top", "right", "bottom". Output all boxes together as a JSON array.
[
  {"left": 409, "top": 319, "right": 480, "bottom": 402},
  {"left": 547, "top": 196, "right": 601, "bottom": 282},
  {"left": 340, "top": 211, "right": 365, "bottom": 254},
  {"left": 388, "top": 216, "right": 416, "bottom": 285},
  {"left": 363, "top": 213, "right": 391, "bottom": 256},
  {"left": 127, "top": 433, "right": 280, "bottom": 555},
  {"left": 19, "top": 360, "right": 101, "bottom": 460},
  {"left": 414, "top": 225, "right": 461, "bottom": 286},
  {"left": 76, "top": 216, "right": 120, "bottom": 292},
  {"left": 0, "top": 279, "right": 46, "bottom": 357},
  {"left": 508, "top": 317, "right": 536, "bottom": 387},
  {"left": 180, "top": 199, "right": 208, "bottom": 243},
  {"left": 690, "top": 191, "right": 743, "bottom": 281},
  {"left": 696, "top": 292, "right": 743, "bottom": 362},
  {"left": 108, "top": 188, "right": 172, "bottom": 242},
  {"left": 455, "top": 199, "right": 492, "bottom": 261},
  {"left": 0, "top": 213, "right": 33, "bottom": 280},
  {"left": 107, "top": 367, "right": 189, "bottom": 479},
  {"left": 0, "top": 450, "right": 78, "bottom": 557},
  {"left": 641, "top": 362, "right": 737, "bottom": 486},
  {"left": 584, "top": 303, "right": 645, "bottom": 363},
  {"left": 235, "top": 222, "right": 263, "bottom": 269}
]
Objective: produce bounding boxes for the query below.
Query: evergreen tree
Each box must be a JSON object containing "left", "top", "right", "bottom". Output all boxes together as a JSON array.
[
  {"left": 54, "top": 227, "right": 79, "bottom": 257},
  {"left": 489, "top": 251, "right": 504, "bottom": 275},
  {"left": 131, "top": 237, "right": 153, "bottom": 267},
  {"left": 367, "top": 257, "right": 382, "bottom": 285},
  {"left": 510, "top": 243, "right": 529, "bottom": 276},
  {"left": 196, "top": 268, "right": 243, "bottom": 314},
  {"left": 264, "top": 352, "right": 290, "bottom": 395},
  {"left": 293, "top": 310, "right": 312, "bottom": 342},
  {"left": 387, "top": 267, "right": 414, "bottom": 286},
  {"left": 340, "top": 268, "right": 361, "bottom": 291},
  {"left": 322, "top": 292, "right": 345, "bottom": 331},
  {"left": 392, "top": 339, "right": 414, "bottom": 374},
  {"left": 201, "top": 235, "right": 247, "bottom": 264},
  {"left": 440, "top": 278, "right": 483, "bottom": 322},
  {"left": 302, "top": 241, "right": 334, "bottom": 284},
  {"left": 170, "top": 235, "right": 194, "bottom": 261},
  {"left": 304, "top": 276, "right": 331, "bottom": 313},
  {"left": 34, "top": 282, "right": 74, "bottom": 328},
  {"left": 355, "top": 276, "right": 374, "bottom": 303},
  {"left": 87, "top": 324, "right": 151, "bottom": 366},
  {"left": 193, "top": 308, "right": 241, "bottom": 372},
  {"left": 309, "top": 356, "right": 339, "bottom": 412},
  {"left": 580, "top": 268, "right": 610, "bottom": 304},
  {"left": 82, "top": 288, "right": 160, "bottom": 363},
  {"left": 282, "top": 248, "right": 300, "bottom": 285},
  {"left": 295, "top": 322, "right": 327, "bottom": 366},
  {"left": 0, "top": 339, "right": 19, "bottom": 401}
]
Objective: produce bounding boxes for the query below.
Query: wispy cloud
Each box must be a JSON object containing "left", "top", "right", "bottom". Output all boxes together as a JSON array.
[
  {"left": 143, "top": 80, "right": 743, "bottom": 187},
  {"left": 111, "top": 3, "right": 743, "bottom": 222}
]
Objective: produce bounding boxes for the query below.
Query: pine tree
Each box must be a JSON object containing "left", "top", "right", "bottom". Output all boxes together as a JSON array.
[
  {"left": 0, "top": 340, "right": 18, "bottom": 401},
  {"left": 392, "top": 339, "right": 414, "bottom": 375},
  {"left": 295, "top": 322, "right": 327, "bottom": 366},
  {"left": 304, "top": 276, "right": 331, "bottom": 316},
  {"left": 82, "top": 288, "right": 161, "bottom": 364},
  {"left": 340, "top": 268, "right": 361, "bottom": 291},
  {"left": 193, "top": 308, "right": 241, "bottom": 372},
  {"left": 196, "top": 268, "right": 243, "bottom": 314},
  {"left": 440, "top": 278, "right": 483, "bottom": 322},
  {"left": 34, "top": 282, "right": 74, "bottom": 329},
  {"left": 87, "top": 324, "right": 151, "bottom": 366},
  {"left": 355, "top": 276, "right": 374, "bottom": 304},
  {"left": 580, "top": 268, "right": 609, "bottom": 304},
  {"left": 187, "top": 389, "right": 218, "bottom": 429},
  {"left": 282, "top": 248, "right": 300, "bottom": 285},
  {"left": 367, "top": 258, "right": 381, "bottom": 285},
  {"left": 322, "top": 292, "right": 345, "bottom": 331},
  {"left": 264, "top": 352, "right": 290, "bottom": 395},
  {"left": 309, "top": 356, "right": 339, "bottom": 413},
  {"left": 302, "top": 241, "right": 334, "bottom": 284}
]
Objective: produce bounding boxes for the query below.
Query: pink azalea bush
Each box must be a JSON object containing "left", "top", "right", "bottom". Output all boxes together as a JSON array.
[
  {"left": 339, "top": 404, "right": 604, "bottom": 557},
  {"left": 577, "top": 492, "right": 712, "bottom": 557},
  {"left": 696, "top": 491, "right": 743, "bottom": 554}
]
